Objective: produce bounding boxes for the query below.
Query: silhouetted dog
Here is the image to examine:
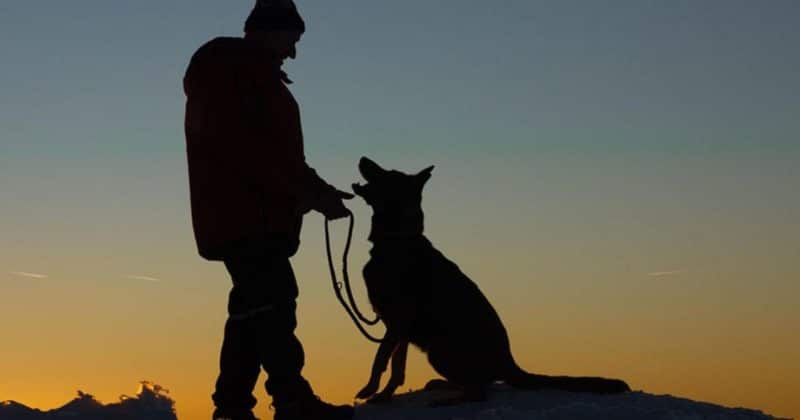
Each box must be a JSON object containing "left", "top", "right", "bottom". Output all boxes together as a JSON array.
[{"left": 352, "top": 157, "right": 630, "bottom": 404}]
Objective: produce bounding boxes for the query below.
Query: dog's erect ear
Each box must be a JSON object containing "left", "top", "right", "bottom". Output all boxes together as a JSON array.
[
  {"left": 359, "top": 157, "right": 387, "bottom": 181},
  {"left": 415, "top": 165, "right": 435, "bottom": 185}
]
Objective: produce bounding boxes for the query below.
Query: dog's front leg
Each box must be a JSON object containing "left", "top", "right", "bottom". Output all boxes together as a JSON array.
[
  {"left": 356, "top": 334, "right": 398, "bottom": 400},
  {"left": 368, "top": 340, "right": 408, "bottom": 404}
]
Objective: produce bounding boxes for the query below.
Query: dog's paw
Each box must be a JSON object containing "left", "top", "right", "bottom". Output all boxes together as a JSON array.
[{"left": 356, "top": 382, "right": 379, "bottom": 400}]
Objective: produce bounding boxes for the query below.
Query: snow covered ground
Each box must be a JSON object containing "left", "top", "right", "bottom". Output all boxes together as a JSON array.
[
  {"left": 355, "top": 385, "right": 783, "bottom": 420},
  {"left": 2, "top": 383, "right": 785, "bottom": 419}
]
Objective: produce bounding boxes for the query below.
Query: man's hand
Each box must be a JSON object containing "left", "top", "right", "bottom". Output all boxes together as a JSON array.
[{"left": 317, "top": 189, "right": 354, "bottom": 220}]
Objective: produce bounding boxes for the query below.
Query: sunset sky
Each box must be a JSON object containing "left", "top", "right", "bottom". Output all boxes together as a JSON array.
[{"left": 1, "top": 1, "right": 798, "bottom": 419}]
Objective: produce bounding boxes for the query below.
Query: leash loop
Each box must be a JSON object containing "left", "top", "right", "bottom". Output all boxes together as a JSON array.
[{"left": 325, "top": 211, "right": 384, "bottom": 343}]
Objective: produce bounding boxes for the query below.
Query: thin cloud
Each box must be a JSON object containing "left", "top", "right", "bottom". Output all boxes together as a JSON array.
[
  {"left": 126, "top": 275, "right": 162, "bottom": 282},
  {"left": 10, "top": 271, "right": 49, "bottom": 279},
  {"left": 648, "top": 270, "right": 683, "bottom": 277}
]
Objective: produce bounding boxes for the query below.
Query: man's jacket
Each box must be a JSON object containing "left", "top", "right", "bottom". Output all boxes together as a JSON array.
[{"left": 184, "top": 37, "right": 333, "bottom": 260}]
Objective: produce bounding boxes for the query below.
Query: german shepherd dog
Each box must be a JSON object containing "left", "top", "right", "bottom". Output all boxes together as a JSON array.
[{"left": 352, "top": 157, "right": 630, "bottom": 404}]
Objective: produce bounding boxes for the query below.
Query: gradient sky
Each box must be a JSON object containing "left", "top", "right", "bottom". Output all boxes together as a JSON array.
[{"left": 1, "top": 1, "right": 798, "bottom": 419}]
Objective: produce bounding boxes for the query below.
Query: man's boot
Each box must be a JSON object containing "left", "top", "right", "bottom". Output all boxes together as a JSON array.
[
  {"left": 212, "top": 408, "right": 259, "bottom": 420},
  {"left": 273, "top": 394, "right": 354, "bottom": 420},
  {"left": 270, "top": 379, "right": 354, "bottom": 420}
]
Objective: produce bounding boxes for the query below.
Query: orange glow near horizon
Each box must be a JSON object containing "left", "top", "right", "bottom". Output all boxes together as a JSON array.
[{"left": 1, "top": 241, "right": 798, "bottom": 420}]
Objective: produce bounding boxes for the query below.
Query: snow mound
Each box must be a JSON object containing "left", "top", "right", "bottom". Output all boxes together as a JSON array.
[
  {"left": 354, "top": 385, "right": 781, "bottom": 420},
  {"left": 0, "top": 381, "right": 176, "bottom": 420}
]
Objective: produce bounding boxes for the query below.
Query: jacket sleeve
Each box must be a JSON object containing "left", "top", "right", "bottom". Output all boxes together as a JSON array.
[{"left": 223, "top": 65, "right": 337, "bottom": 210}]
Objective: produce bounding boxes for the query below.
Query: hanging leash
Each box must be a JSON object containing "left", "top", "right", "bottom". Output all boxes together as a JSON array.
[{"left": 325, "top": 211, "right": 384, "bottom": 343}]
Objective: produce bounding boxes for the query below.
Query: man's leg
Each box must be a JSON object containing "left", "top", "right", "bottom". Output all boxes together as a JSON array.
[
  {"left": 215, "top": 246, "right": 351, "bottom": 419},
  {"left": 211, "top": 317, "right": 260, "bottom": 419},
  {"left": 251, "top": 258, "right": 308, "bottom": 402},
  {"left": 252, "top": 258, "right": 353, "bottom": 420},
  {"left": 212, "top": 256, "right": 282, "bottom": 419}
]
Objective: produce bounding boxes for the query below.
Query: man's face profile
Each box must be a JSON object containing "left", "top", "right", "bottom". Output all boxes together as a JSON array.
[{"left": 247, "top": 30, "right": 302, "bottom": 61}]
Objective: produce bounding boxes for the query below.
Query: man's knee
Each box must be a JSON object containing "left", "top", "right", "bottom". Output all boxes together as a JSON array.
[
  {"left": 256, "top": 301, "right": 297, "bottom": 332},
  {"left": 225, "top": 257, "right": 299, "bottom": 319}
]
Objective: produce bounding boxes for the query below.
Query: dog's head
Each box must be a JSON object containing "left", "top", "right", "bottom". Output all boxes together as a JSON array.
[{"left": 352, "top": 157, "right": 434, "bottom": 212}]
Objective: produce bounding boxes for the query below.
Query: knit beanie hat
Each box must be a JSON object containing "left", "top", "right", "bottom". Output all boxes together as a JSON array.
[{"left": 244, "top": 0, "right": 306, "bottom": 33}]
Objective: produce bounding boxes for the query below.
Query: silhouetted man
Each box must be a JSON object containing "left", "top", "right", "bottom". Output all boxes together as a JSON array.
[{"left": 183, "top": 1, "right": 354, "bottom": 419}]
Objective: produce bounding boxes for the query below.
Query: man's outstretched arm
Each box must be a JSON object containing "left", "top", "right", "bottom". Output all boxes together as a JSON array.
[{"left": 229, "top": 75, "right": 351, "bottom": 218}]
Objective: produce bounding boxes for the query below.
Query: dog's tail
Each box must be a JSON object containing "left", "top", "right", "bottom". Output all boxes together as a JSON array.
[{"left": 505, "top": 363, "right": 630, "bottom": 394}]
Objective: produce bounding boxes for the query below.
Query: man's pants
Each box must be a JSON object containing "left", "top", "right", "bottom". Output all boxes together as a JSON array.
[{"left": 212, "top": 251, "right": 310, "bottom": 415}]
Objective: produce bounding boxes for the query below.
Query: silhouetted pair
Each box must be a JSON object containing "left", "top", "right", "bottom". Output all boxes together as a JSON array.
[{"left": 184, "top": 2, "right": 627, "bottom": 419}]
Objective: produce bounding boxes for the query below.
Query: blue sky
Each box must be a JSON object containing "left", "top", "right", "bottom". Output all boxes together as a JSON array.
[{"left": 2, "top": 0, "right": 798, "bottom": 273}]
